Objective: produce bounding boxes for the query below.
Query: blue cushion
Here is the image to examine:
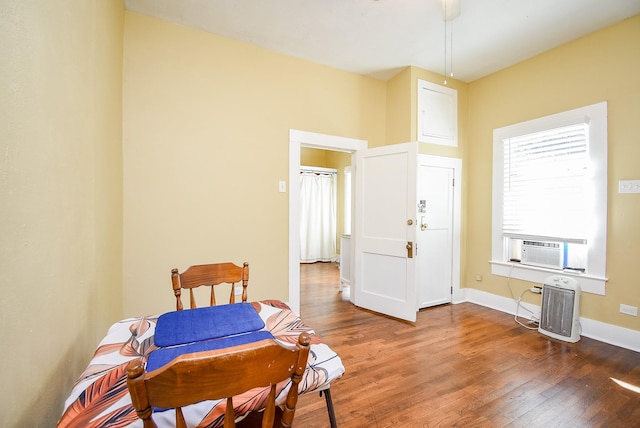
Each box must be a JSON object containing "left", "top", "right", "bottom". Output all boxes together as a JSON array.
[
  {"left": 154, "top": 303, "right": 265, "bottom": 347},
  {"left": 146, "top": 330, "right": 275, "bottom": 373}
]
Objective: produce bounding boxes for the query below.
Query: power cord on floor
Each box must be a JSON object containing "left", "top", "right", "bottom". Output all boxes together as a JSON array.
[
  {"left": 514, "top": 288, "right": 540, "bottom": 330},
  {"left": 506, "top": 264, "right": 540, "bottom": 330}
]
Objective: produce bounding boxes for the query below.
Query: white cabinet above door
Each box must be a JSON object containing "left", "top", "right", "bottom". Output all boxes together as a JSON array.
[{"left": 418, "top": 79, "right": 458, "bottom": 147}]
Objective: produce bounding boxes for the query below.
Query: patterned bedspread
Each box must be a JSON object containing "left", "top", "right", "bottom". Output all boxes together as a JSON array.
[{"left": 58, "top": 300, "right": 344, "bottom": 427}]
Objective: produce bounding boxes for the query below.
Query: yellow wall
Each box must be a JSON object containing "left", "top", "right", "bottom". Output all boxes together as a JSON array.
[
  {"left": 301, "top": 147, "right": 331, "bottom": 167},
  {"left": 466, "top": 16, "right": 640, "bottom": 330},
  {"left": 122, "top": 12, "right": 386, "bottom": 316},
  {"left": 3, "top": 5, "right": 638, "bottom": 425},
  {"left": 386, "top": 67, "right": 413, "bottom": 144},
  {"left": 123, "top": 11, "right": 639, "bottom": 331},
  {"left": 0, "top": 1, "right": 124, "bottom": 426}
]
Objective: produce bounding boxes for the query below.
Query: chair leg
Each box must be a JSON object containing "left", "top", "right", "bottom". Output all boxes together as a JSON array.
[{"left": 319, "top": 388, "right": 337, "bottom": 428}]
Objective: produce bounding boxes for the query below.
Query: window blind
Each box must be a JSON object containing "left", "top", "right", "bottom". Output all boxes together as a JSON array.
[{"left": 503, "top": 123, "right": 589, "bottom": 243}]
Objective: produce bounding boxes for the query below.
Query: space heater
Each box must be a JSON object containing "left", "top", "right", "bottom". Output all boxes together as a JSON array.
[{"left": 538, "top": 276, "right": 581, "bottom": 343}]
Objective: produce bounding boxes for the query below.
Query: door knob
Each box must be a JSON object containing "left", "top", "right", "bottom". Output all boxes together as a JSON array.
[{"left": 406, "top": 242, "right": 413, "bottom": 258}]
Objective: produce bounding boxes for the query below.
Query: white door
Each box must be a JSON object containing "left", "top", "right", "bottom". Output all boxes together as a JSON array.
[
  {"left": 353, "top": 142, "right": 418, "bottom": 322},
  {"left": 416, "top": 155, "right": 457, "bottom": 308}
]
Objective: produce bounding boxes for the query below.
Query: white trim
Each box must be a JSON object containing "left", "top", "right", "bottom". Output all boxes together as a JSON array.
[
  {"left": 288, "top": 129, "right": 368, "bottom": 315},
  {"left": 343, "top": 166, "right": 352, "bottom": 236},
  {"left": 456, "top": 287, "right": 640, "bottom": 353},
  {"left": 490, "top": 261, "right": 606, "bottom": 295},
  {"left": 290, "top": 129, "right": 366, "bottom": 152}
]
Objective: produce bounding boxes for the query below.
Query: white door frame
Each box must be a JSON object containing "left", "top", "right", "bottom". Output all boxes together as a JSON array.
[{"left": 288, "top": 130, "right": 368, "bottom": 315}]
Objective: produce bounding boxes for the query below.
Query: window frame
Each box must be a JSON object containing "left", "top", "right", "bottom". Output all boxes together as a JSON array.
[{"left": 490, "top": 102, "right": 608, "bottom": 294}]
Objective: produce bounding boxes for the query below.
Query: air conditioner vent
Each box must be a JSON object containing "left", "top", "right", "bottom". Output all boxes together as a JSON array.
[{"left": 521, "top": 240, "right": 564, "bottom": 269}]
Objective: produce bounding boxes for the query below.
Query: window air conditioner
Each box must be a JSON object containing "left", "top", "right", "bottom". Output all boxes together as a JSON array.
[
  {"left": 539, "top": 276, "right": 581, "bottom": 343},
  {"left": 521, "top": 240, "right": 565, "bottom": 269}
]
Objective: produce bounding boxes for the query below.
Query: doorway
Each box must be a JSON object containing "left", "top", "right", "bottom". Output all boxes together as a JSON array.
[
  {"left": 288, "top": 130, "right": 367, "bottom": 315},
  {"left": 416, "top": 155, "right": 462, "bottom": 309},
  {"left": 288, "top": 132, "right": 462, "bottom": 318}
]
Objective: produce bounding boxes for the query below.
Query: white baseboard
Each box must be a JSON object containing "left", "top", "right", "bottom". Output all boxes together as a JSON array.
[{"left": 454, "top": 288, "right": 640, "bottom": 353}]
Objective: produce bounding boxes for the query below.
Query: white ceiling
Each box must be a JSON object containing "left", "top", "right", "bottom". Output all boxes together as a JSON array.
[{"left": 124, "top": 0, "right": 640, "bottom": 82}]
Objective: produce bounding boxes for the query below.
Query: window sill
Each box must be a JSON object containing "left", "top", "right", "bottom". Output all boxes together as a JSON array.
[{"left": 489, "top": 260, "right": 607, "bottom": 295}]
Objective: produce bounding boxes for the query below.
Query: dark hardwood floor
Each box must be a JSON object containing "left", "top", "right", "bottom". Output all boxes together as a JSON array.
[{"left": 293, "top": 262, "right": 640, "bottom": 428}]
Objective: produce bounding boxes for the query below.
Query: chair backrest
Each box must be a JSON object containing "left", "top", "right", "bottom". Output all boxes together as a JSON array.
[
  {"left": 126, "top": 333, "right": 311, "bottom": 428},
  {"left": 171, "top": 262, "right": 249, "bottom": 310}
]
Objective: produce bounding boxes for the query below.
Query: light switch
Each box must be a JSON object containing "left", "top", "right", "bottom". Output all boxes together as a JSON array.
[
  {"left": 618, "top": 180, "right": 640, "bottom": 194},
  {"left": 278, "top": 181, "right": 287, "bottom": 193}
]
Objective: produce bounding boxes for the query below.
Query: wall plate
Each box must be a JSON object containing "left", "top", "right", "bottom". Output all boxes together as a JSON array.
[{"left": 619, "top": 180, "right": 640, "bottom": 194}]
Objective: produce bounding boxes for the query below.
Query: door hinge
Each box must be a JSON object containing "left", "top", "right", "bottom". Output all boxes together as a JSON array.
[
  {"left": 450, "top": 286, "right": 453, "bottom": 294},
  {"left": 452, "top": 178, "right": 455, "bottom": 187}
]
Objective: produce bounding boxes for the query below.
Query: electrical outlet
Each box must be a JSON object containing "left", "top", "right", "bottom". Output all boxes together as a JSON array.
[
  {"left": 618, "top": 180, "right": 640, "bottom": 194},
  {"left": 620, "top": 304, "right": 638, "bottom": 316}
]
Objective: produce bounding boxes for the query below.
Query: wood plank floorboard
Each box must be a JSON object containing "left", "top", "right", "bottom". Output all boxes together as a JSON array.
[{"left": 293, "top": 262, "right": 640, "bottom": 428}]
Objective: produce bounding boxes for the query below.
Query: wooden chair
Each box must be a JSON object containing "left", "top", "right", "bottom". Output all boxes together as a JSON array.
[
  {"left": 126, "top": 332, "right": 311, "bottom": 428},
  {"left": 171, "top": 262, "right": 249, "bottom": 310}
]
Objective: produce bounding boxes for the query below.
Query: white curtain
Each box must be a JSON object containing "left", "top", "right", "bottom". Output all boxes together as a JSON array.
[{"left": 299, "top": 171, "right": 336, "bottom": 263}]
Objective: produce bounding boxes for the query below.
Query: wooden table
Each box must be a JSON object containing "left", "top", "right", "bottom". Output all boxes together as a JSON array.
[{"left": 58, "top": 300, "right": 344, "bottom": 427}]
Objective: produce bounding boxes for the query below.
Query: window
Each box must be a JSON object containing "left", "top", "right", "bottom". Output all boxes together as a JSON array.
[{"left": 491, "top": 102, "right": 608, "bottom": 294}]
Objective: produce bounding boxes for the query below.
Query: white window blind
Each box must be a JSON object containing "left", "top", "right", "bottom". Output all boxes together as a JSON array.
[{"left": 502, "top": 123, "right": 589, "bottom": 243}]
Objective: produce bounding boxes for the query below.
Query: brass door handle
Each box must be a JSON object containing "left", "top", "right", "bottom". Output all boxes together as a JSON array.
[
  {"left": 406, "top": 242, "right": 413, "bottom": 258},
  {"left": 420, "top": 216, "right": 428, "bottom": 231}
]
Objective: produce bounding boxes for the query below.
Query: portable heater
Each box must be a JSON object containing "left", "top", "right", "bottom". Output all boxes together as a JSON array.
[{"left": 538, "top": 276, "right": 581, "bottom": 342}]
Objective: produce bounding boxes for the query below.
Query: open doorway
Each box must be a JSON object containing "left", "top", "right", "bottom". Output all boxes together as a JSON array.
[{"left": 288, "top": 130, "right": 367, "bottom": 315}]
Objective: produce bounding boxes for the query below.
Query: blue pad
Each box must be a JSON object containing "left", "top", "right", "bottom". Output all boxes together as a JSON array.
[
  {"left": 154, "top": 303, "right": 265, "bottom": 347},
  {"left": 147, "top": 330, "right": 275, "bottom": 373}
]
